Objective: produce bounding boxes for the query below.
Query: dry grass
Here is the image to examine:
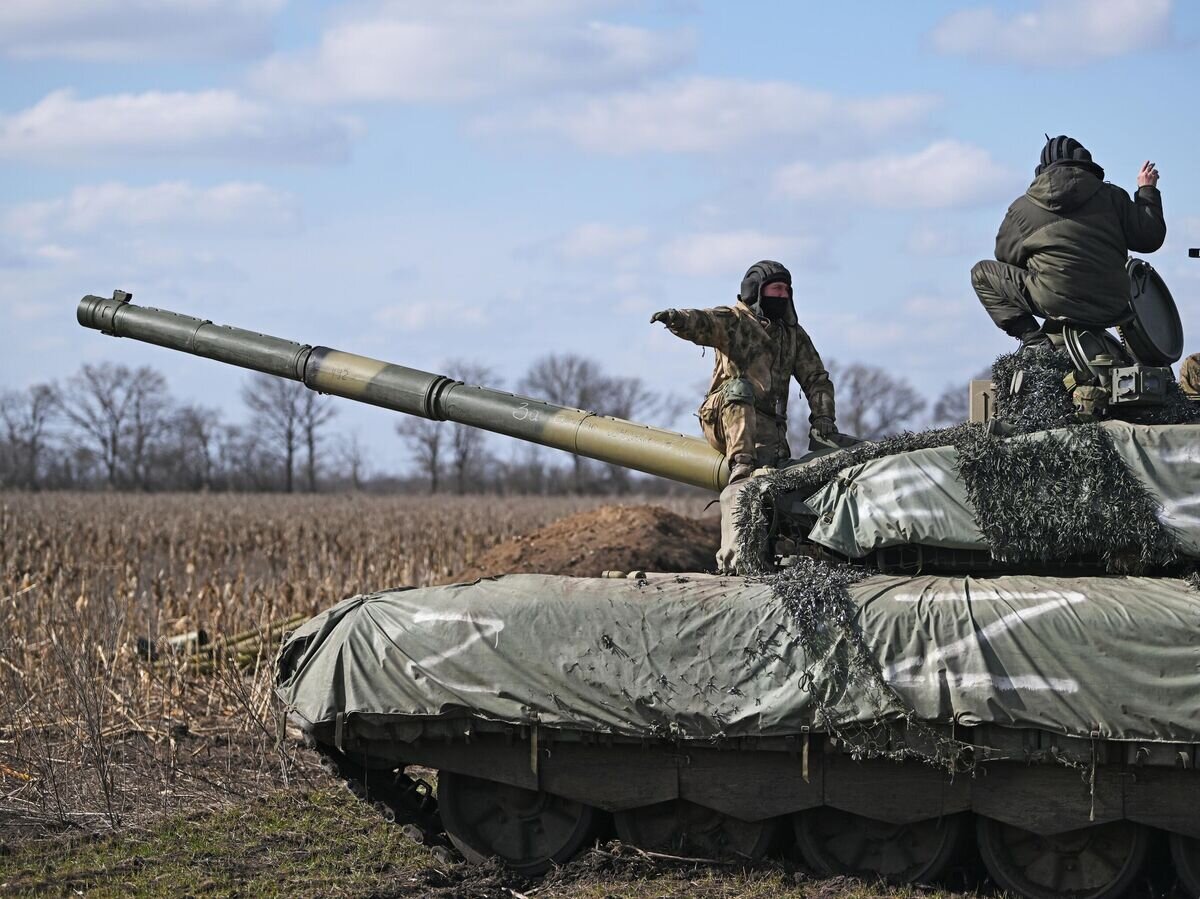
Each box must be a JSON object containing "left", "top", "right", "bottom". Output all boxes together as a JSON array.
[
  {"left": 0, "top": 787, "right": 975, "bottom": 898},
  {"left": 0, "top": 491, "right": 709, "bottom": 844}
]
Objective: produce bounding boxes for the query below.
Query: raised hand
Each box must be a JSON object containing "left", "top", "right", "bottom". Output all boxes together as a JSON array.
[{"left": 1138, "top": 160, "right": 1160, "bottom": 188}]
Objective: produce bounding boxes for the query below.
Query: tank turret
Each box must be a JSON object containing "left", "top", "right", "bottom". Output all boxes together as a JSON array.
[{"left": 77, "top": 291, "right": 728, "bottom": 492}]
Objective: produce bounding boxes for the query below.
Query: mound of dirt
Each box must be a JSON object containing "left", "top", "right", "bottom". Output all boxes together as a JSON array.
[{"left": 446, "top": 504, "right": 719, "bottom": 583}]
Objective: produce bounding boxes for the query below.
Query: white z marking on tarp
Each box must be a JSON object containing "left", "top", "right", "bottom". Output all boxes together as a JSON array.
[
  {"left": 410, "top": 610, "right": 505, "bottom": 668},
  {"left": 892, "top": 589, "right": 1087, "bottom": 604},
  {"left": 1159, "top": 497, "right": 1200, "bottom": 529},
  {"left": 888, "top": 672, "right": 1080, "bottom": 693},
  {"left": 883, "top": 594, "right": 1087, "bottom": 682}
]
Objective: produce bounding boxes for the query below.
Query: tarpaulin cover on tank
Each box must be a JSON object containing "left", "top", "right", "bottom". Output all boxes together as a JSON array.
[
  {"left": 804, "top": 421, "right": 1200, "bottom": 559},
  {"left": 805, "top": 445, "right": 983, "bottom": 553},
  {"left": 276, "top": 572, "right": 1200, "bottom": 745}
]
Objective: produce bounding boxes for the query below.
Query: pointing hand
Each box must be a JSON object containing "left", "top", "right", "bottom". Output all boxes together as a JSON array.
[{"left": 650, "top": 309, "right": 680, "bottom": 327}]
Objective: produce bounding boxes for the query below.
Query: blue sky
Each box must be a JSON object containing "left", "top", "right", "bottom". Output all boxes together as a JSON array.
[{"left": 1, "top": 0, "right": 1197, "bottom": 471}]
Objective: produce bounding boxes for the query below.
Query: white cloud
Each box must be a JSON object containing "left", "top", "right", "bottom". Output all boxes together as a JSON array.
[
  {"left": 905, "top": 224, "right": 984, "bottom": 257},
  {"left": 903, "top": 295, "right": 968, "bottom": 318},
  {"left": 374, "top": 301, "right": 487, "bottom": 331},
  {"left": 5, "top": 182, "right": 300, "bottom": 244},
  {"left": 0, "top": 89, "right": 355, "bottom": 165},
  {"left": 492, "top": 76, "right": 936, "bottom": 154},
  {"left": 659, "top": 230, "right": 815, "bottom": 278},
  {"left": 929, "top": 0, "right": 1172, "bottom": 66},
  {"left": 252, "top": 5, "right": 690, "bottom": 104},
  {"left": 12, "top": 302, "right": 55, "bottom": 322},
  {"left": 556, "top": 223, "right": 649, "bottom": 260},
  {"left": 0, "top": 0, "right": 285, "bottom": 62},
  {"left": 30, "top": 244, "right": 78, "bottom": 263},
  {"left": 775, "top": 141, "right": 1015, "bottom": 210}
]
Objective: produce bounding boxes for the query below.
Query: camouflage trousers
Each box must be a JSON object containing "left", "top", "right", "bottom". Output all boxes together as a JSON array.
[
  {"left": 699, "top": 398, "right": 787, "bottom": 470},
  {"left": 1181, "top": 353, "right": 1200, "bottom": 396}
]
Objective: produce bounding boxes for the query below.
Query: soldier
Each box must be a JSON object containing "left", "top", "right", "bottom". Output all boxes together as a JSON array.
[
  {"left": 971, "top": 135, "right": 1166, "bottom": 349},
  {"left": 1181, "top": 354, "right": 1200, "bottom": 397},
  {"left": 651, "top": 260, "right": 839, "bottom": 483}
]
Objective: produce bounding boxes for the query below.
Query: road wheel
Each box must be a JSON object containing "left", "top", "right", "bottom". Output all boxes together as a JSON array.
[
  {"left": 437, "top": 771, "right": 598, "bottom": 876},
  {"left": 1169, "top": 832, "right": 1200, "bottom": 897},
  {"left": 614, "top": 799, "right": 778, "bottom": 861},
  {"left": 976, "top": 817, "right": 1148, "bottom": 899},
  {"left": 793, "top": 807, "right": 968, "bottom": 883}
]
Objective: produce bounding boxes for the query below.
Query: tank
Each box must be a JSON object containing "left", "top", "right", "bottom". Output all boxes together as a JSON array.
[{"left": 78, "top": 287, "right": 1200, "bottom": 899}]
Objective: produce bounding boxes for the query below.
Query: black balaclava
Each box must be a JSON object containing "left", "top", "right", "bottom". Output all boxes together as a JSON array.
[
  {"left": 1036, "top": 134, "right": 1105, "bottom": 180},
  {"left": 739, "top": 260, "right": 792, "bottom": 322}
]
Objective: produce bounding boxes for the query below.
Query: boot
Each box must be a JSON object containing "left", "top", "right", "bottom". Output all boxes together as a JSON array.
[
  {"left": 728, "top": 454, "right": 756, "bottom": 484},
  {"left": 729, "top": 461, "right": 755, "bottom": 483},
  {"left": 1018, "top": 328, "right": 1052, "bottom": 353}
]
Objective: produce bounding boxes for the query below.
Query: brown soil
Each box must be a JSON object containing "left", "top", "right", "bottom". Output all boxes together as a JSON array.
[{"left": 446, "top": 504, "right": 720, "bottom": 583}]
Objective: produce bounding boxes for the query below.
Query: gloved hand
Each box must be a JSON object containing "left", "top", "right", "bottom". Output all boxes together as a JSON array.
[
  {"left": 808, "top": 416, "right": 839, "bottom": 450},
  {"left": 650, "top": 309, "right": 681, "bottom": 328},
  {"left": 811, "top": 416, "right": 837, "bottom": 438}
]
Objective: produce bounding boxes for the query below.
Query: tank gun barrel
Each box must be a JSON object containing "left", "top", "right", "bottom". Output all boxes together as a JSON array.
[{"left": 76, "top": 292, "right": 729, "bottom": 491}]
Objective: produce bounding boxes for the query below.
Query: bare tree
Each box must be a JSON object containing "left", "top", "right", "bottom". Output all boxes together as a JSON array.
[
  {"left": 0, "top": 383, "right": 58, "bottom": 489},
  {"left": 826, "top": 361, "right": 927, "bottom": 440},
  {"left": 518, "top": 354, "right": 670, "bottom": 492},
  {"left": 519, "top": 354, "right": 607, "bottom": 411},
  {"left": 241, "top": 374, "right": 304, "bottom": 492},
  {"left": 125, "top": 374, "right": 173, "bottom": 489},
  {"left": 298, "top": 391, "right": 337, "bottom": 492},
  {"left": 604, "top": 374, "right": 659, "bottom": 421},
  {"left": 519, "top": 355, "right": 603, "bottom": 491},
  {"left": 57, "top": 363, "right": 169, "bottom": 488},
  {"left": 396, "top": 418, "right": 445, "bottom": 493},
  {"left": 216, "top": 423, "right": 274, "bottom": 490},
  {"left": 172, "top": 404, "right": 222, "bottom": 489},
  {"left": 336, "top": 432, "right": 369, "bottom": 491}
]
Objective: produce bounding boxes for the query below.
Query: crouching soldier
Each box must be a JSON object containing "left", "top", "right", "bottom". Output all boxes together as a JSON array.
[
  {"left": 971, "top": 135, "right": 1166, "bottom": 349},
  {"left": 650, "top": 260, "right": 840, "bottom": 484}
]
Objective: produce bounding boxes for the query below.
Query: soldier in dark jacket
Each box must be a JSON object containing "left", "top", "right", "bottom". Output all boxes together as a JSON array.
[
  {"left": 650, "top": 260, "right": 838, "bottom": 483},
  {"left": 971, "top": 135, "right": 1166, "bottom": 348}
]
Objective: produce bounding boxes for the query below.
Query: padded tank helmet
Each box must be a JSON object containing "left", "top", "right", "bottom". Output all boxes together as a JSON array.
[{"left": 739, "top": 260, "right": 793, "bottom": 321}]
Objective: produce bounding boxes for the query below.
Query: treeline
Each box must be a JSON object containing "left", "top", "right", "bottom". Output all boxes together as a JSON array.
[{"left": 0, "top": 355, "right": 969, "bottom": 493}]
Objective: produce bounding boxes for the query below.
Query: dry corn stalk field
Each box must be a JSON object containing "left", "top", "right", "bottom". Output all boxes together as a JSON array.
[{"left": 0, "top": 491, "right": 709, "bottom": 844}]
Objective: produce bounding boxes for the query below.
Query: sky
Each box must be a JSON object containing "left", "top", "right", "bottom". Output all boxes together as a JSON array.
[{"left": 1, "top": 0, "right": 1198, "bottom": 473}]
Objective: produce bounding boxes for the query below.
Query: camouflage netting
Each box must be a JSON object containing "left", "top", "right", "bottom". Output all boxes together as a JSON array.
[
  {"left": 735, "top": 347, "right": 1195, "bottom": 575},
  {"left": 955, "top": 423, "right": 1179, "bottom": 571},
  {"left": 756, "top": 557, "right": 969, "bottom": 770},
  {"left": 990, "top": 345, "right": 1076, "bottom": 430}
]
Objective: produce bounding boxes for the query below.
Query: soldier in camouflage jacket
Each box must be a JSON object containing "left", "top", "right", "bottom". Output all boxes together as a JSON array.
[
  {"left": 1180, "top": 354, "right": 1200, "bottom": 397},
  {"left": 651, "top": 260, "right": 838, "bottom": 482}
]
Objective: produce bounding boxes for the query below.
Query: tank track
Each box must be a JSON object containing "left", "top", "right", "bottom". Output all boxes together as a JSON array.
[
  {"left": 312, "top": 743, "right": 455, "bottom": 862},
  {"left": 309, "top": 727, "right": 1200, "bottom": 898}
]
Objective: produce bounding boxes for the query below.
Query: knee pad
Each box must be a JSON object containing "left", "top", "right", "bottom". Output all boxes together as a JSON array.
[
  {"left": 970, "top": 261, "right": 989, "bottom": 287},
  {"left": 720, "top": 378, "right": 755, "bottom": 406}
]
